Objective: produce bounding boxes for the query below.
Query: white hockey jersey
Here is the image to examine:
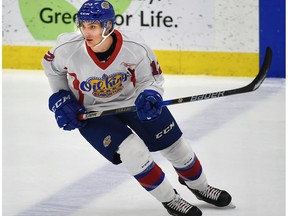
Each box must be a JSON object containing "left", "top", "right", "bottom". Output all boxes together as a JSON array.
[{"left": 42, "top": 29, "right": 165, "bottom": 112}]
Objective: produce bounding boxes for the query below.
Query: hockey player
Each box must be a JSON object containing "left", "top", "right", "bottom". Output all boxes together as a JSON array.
[{"left": 42, "top": 1, "right": 232, "bottom": 215}]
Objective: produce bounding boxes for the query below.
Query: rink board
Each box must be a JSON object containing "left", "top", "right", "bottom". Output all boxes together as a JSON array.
[{"left": 2, "top": 45, "right": 258, "bottom": 77}]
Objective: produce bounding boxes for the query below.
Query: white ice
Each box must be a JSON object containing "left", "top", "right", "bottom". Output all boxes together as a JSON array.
[{"left": 2, "top": 69, "right": 285, "bottom": 216}]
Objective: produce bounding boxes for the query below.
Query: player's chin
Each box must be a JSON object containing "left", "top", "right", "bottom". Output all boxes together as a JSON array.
[
  {"left": 86, "top": 40, "right": 102, "bottom": 48},
  {"left": 85, "top": 40, "right": 94, "bottom": 47}
]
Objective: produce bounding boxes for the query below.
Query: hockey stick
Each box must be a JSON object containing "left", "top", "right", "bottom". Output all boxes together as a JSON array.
[{"left": 78, "top": 47, "right": 272, "bottom": 120}]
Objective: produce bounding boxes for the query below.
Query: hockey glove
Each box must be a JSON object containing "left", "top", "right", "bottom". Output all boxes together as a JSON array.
[
  {"left": 135, "top": 89, "right": 163, "bottom": 121},
  {"left": 49, "top": 90, "right": 87, "bottom": 131}
]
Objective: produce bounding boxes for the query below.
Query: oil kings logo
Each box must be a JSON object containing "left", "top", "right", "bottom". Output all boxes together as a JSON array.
[
  {"left": 101, "top": 2, "right": 110, "bottom": 9},
  {"left": 103, "top": 135, "right": 112, "bottom": 147},
  {"left": 80, "top": 72, "right": 128, "bottom": 98}
]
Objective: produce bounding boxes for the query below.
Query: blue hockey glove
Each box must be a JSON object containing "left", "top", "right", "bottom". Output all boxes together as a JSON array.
[
  {"left": 49, "top": 90, "right": 87, "bottom": 131},
  {"left": 135, "top": 89, "right": 163, "bottom": 121}
]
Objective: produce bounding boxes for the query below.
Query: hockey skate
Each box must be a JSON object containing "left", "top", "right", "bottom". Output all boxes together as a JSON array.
[
  {"left": 178, "top": 177, "right": 232, "bottom": 207},
  {"left": 162, "top": 190, "right": 202, "bottom": 216}
]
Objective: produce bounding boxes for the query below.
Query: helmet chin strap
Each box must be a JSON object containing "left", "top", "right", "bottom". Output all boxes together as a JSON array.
[{"left": 93, "top": 27, "right": 114, "bottom": 47}]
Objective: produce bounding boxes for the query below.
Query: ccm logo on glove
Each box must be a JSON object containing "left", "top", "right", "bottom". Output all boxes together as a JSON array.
[
  {"left": 49, "top": 90, "right": 86, "bottom": 130},
  {"left": 50, "top": 94, "right": 72, "bottom": 112}
]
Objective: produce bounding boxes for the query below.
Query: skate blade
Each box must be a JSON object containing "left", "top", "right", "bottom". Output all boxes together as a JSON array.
[
  {"left": 212, "top": 202, "right": 236, "bottom": 209},
  {"left": 224, "top": 202, "right": 236, "bottom": 209}
]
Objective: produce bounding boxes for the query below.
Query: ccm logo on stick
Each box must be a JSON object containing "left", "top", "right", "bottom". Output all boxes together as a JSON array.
[{"left": 156, "top": 121, "right": 175, "bottom": 139}]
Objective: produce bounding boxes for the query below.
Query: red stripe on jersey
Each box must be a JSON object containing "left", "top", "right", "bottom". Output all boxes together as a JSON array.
[
  {"left": 67, "top": 72, "right": 84, "bottom": 104},
  {"left": 150, "top": 61, "right": 162, "bottom": 76},
  {"left": 86, "top": 29, "right": 123, "bottom": 70},
  {"left": 128, "top": 68, "right": 136, "bottom": 86},
  {"left": 158, "top": 63, "right": 162, "bottom": 74}
]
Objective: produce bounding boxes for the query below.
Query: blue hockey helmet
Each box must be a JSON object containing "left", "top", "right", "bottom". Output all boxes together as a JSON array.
[{"left": 76, "top": 0, "right": 116, "bottom": 30}]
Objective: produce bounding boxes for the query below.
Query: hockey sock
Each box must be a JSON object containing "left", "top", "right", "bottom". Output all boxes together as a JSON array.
[
  {"left": 134, "top": 162, "right": 165, "bottom": 191},
  {"left": 117, "top": 134, "right": 175, "bottom": 202},
  {"left": 161, "top": 137, "right": 208, "bottom": 191},
  {"left": 174, "top": 154, "right": 208, "bottom": 191}
]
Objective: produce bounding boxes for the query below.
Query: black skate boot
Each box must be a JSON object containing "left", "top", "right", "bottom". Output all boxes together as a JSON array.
[
  {"left": 162, "top": 190, "right": 202, "bottom": 216},
  {"left": 179, "top": 177, "right": 232, "bottom": 207}
]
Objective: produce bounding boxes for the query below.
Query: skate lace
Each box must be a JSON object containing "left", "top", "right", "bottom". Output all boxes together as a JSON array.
[
  {"left": 199, "top": 185, "right": 221, "bottom": 200},
  {"left": 167, "top": 195, "right": 193, "bottom": 213}
]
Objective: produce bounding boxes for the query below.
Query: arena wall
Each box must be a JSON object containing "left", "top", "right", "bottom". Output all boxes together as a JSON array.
[{"left": 2, "top": 0, "right": 284, "bottom": 77}]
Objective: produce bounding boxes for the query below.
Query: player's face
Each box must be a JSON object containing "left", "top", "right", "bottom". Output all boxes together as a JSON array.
[{"left": 80, "top": 22, "right": 104, "bottom": 47}]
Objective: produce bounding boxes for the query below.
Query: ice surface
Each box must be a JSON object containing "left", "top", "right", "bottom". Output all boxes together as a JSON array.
[{"left": 2, "top": 70, "right": 285, "bottom": 216}]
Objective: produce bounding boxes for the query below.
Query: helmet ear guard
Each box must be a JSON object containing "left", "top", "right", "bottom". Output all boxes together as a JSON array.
[{"left": 103, "top": 20, "right": 113, "bottom": 32}]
